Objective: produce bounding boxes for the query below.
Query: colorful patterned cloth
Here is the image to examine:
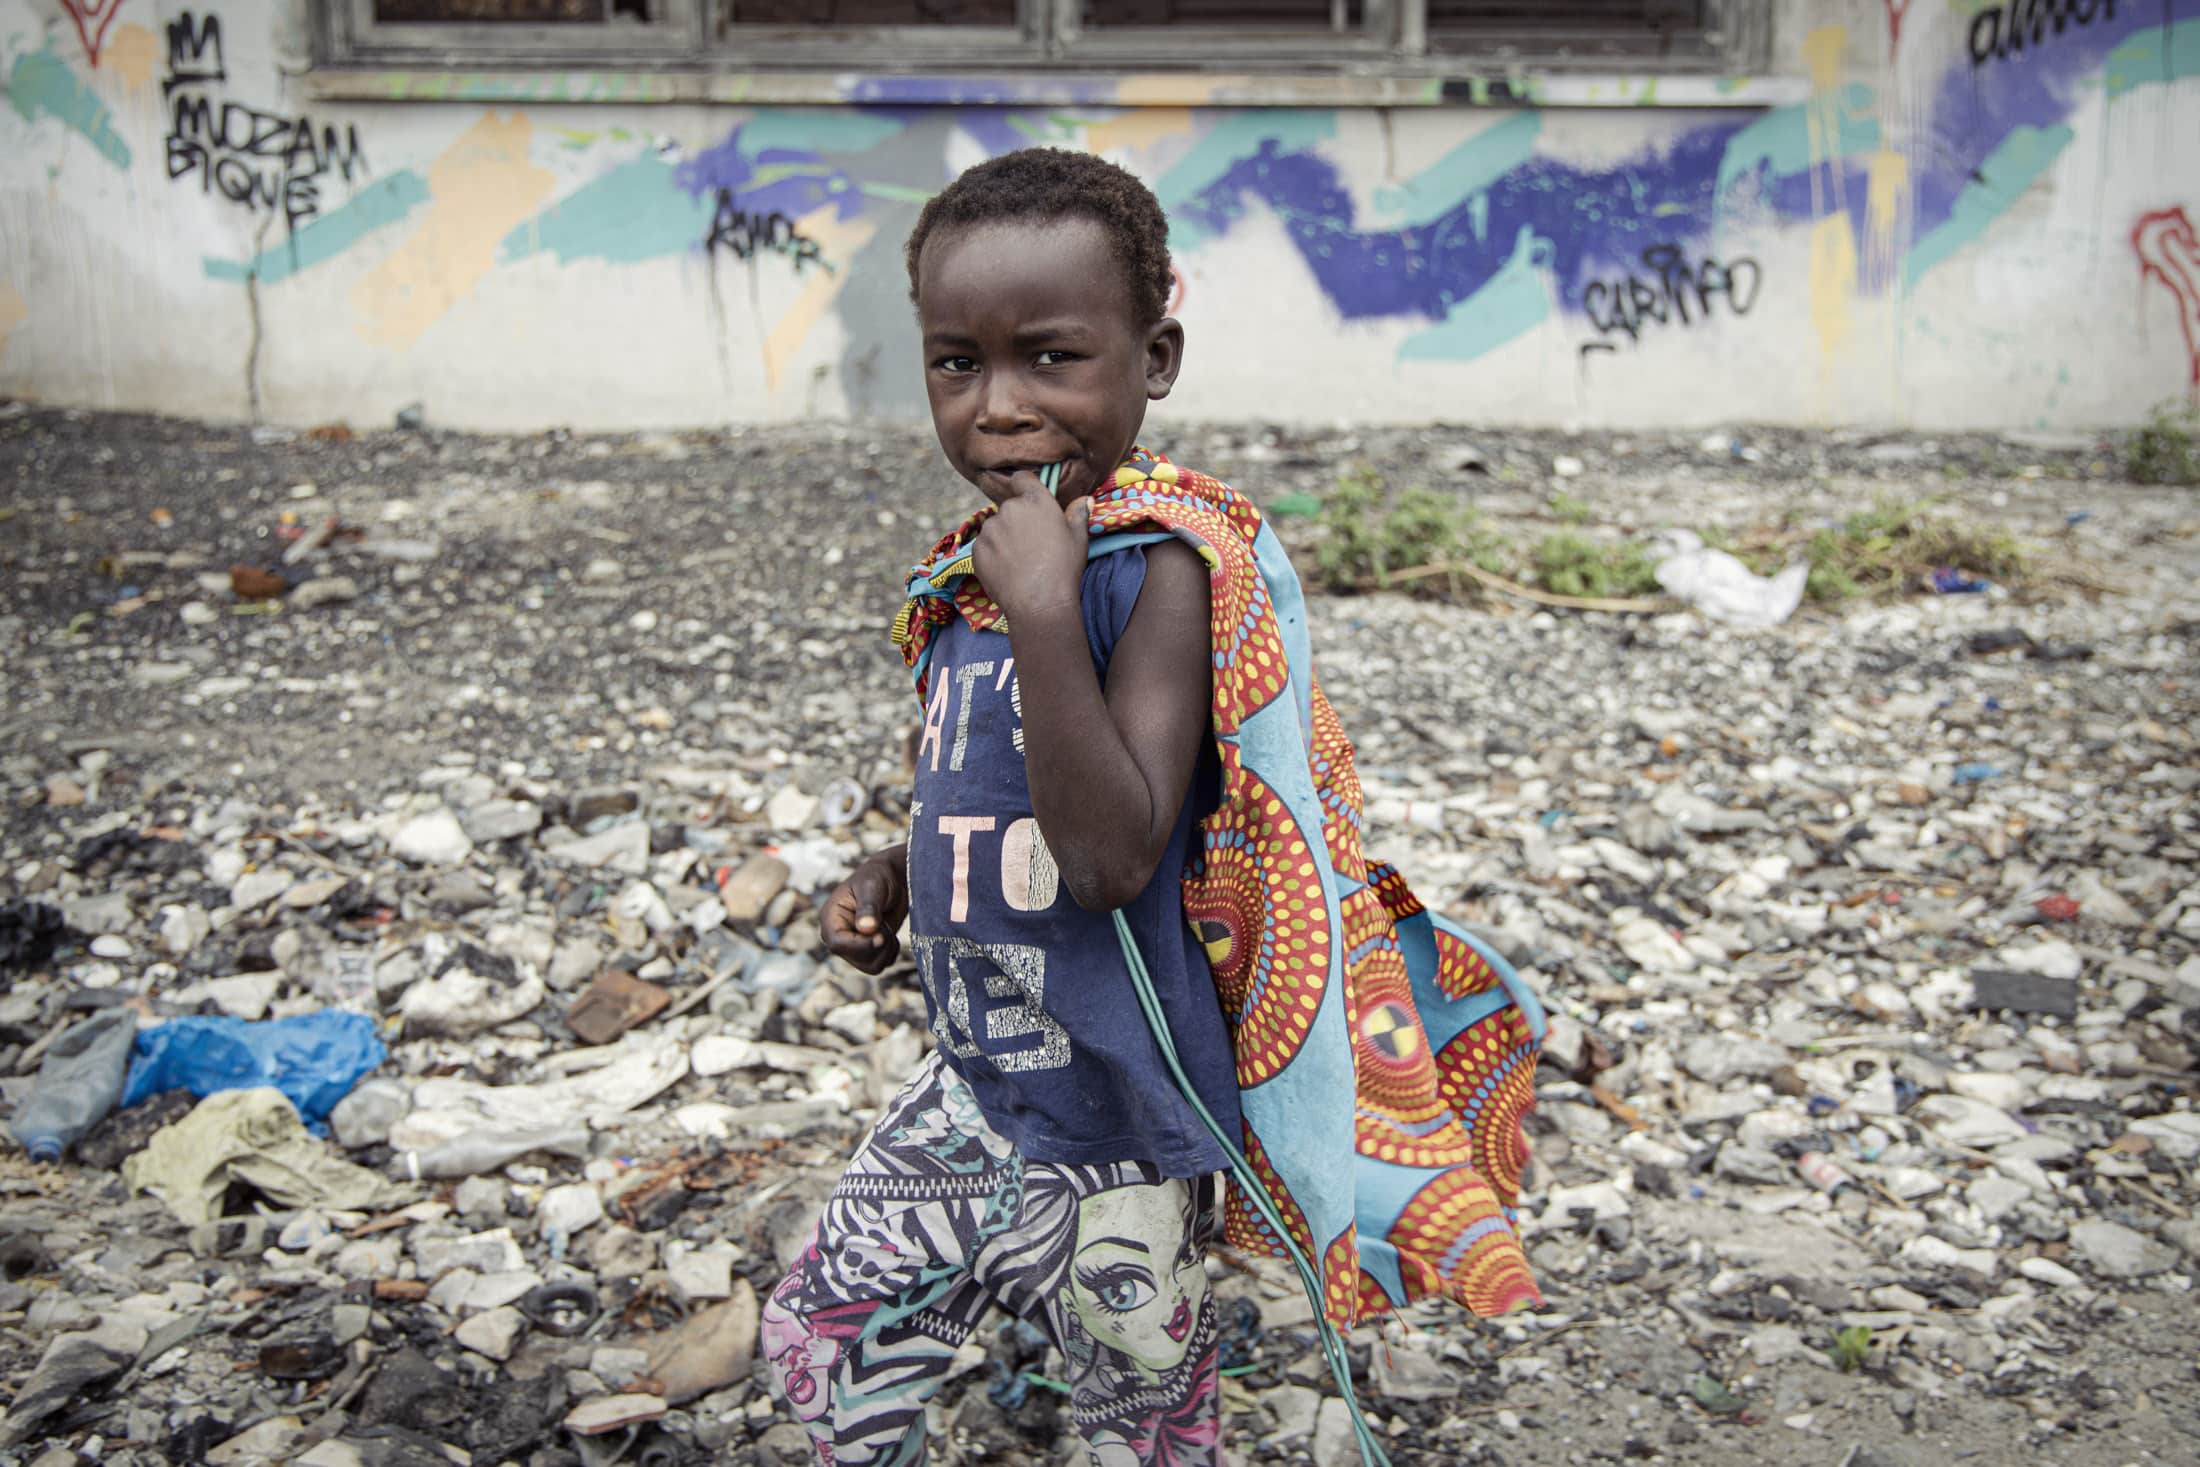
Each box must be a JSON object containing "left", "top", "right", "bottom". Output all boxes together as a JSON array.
[{"left": 893, "top": 450, "right": 1546, "bottom": 1326}]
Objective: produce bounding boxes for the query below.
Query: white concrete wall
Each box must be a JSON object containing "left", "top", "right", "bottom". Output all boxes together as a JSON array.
[{"left": 3, "top": 0, "right": 2196, "bottom": 430}]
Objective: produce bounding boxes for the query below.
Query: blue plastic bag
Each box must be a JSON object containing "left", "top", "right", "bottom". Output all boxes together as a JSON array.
[{"left": 121, "top": 1011, "right": 385, "bottom": 1131}]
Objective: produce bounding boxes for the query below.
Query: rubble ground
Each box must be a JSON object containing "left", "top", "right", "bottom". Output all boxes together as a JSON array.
[{"left": 0, "top": 402, "right": 2196, "bottom": 1467}]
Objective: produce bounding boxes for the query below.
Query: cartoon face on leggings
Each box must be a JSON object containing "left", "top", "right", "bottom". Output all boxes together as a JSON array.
[{"left": 1067, "top": 1185, "right": 1207, "bottom": 1374}]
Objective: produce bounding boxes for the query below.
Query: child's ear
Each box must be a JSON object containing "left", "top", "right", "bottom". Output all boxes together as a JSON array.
[{"left": 1144, "top": 318, "right": 1185, "bottom": 401}]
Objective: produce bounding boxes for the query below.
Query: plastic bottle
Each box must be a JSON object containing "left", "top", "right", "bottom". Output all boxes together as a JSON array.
[
  {"left": 10, "top": 1007, "right": 139, "bottom": 1162},
  {"left": 399, "top": 1124, "right": 591, "bottom": 1181}
]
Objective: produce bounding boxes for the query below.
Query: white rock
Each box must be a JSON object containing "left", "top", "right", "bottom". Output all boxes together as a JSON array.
[
  {"left": 765, "top": 785, "right": 821, "bottom": 832},
  {"left": 612, "top": 881, "right": 677, "bottom": 935},
  {"left": 1913, "top": 1094, "right": 2026, "bottom": 1148},
  {"left": 666, "top": 1241, "right": 738, "bottom": 1301},
  {"left": 391, "top": 810, "right": 474, "bottom": 867},
  {"left": 2017, "top": 1257, "right": 2083, "bottom": 1289},
  {"left": 230, "top": 867, "right": 293, "bottom": 911},
  {"left": 416, "top": 1228, "right": 527, "bottom": 1278},
  {"left": 89, "top": 934, "right": 132, "bottom": 959},
  {"left": 673, "top": 1102, "right": 742, "bottom": 1140},
  {"left": 1966, "top": 1175, "right": 2031, "bottom": 1222},
  {"left": 1269, "top": 1384, "right": 1320, "bottom": 1441},
  {"left": 400, "top": 965, "right": 546, "bottom": 1039},
  {"left": 159, "top": 903, "right": 212, "bottom": 958},
  {"left": 1946, "top": 1071, "right": 2033, "bottom": 1111},
  {"left": 692, "top": 1035, "right": 761, "bottom": 1077},
  {"left": 463, "top": 1270, "right": 542, "bottom": 1315},
  {"left": 454, "top": 1305, "right": 526, "bottom": 1361},
  {"left": 1614, "top": 914, "right": 1695, "bottom": 973},
  {"left": 2127, "top": 1113, "right": 2200, "bottom": 1162},
  {"left": 540, "top": 1183, "right": 605, "bottom": 1241},
  {"left": 824, "top": 1000, "right": 879, "bottom": 1045},
  {"left": 1312, "top": 1396, "right": 1357, "bottom": 1467},
  {"left": 1537, "top": 1181, "right": 1630, "bottom": 1229},
  {"left": 1900, "top": 1235, "right": 1996, "bottom": 1276},
  {"left": 1994, "top": 939, "right": 2082, "bottom": 981},
  {"left": 205, "top": 973, "right": 281, "bottom": 1022},
  {"left": 2068, "top": 1219, "right": 2177, "bottom": 1279},
  {"left": 546, "top": 823, "right": 650, "bottom": 876}
]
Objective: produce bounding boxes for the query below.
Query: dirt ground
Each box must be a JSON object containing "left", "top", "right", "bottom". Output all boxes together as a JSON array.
[{"left": 1, "top": 401, "right": 2196, "bottom": 1467}]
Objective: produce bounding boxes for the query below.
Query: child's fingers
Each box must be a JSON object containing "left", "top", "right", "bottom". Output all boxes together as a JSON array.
[{"left": 1062, "top": 495, "right": 1091, "bottom": 531}]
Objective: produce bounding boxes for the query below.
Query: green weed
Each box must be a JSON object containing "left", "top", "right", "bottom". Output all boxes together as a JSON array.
[
  {"left": 1802, "top": 497, "right": 2026, "bottom": 601},
  {"left": 1550, "top": 492, "right": 1594, "bottom": 526},
  {"left": 1530, "top": 532, "right": 1661, "bottom": 599},
  {"left": 1829, "top": 1325, "right": 1875, "bottom": 1373},
  {"left": 1312, "top": 469, "right": 1509, "bottom": 592},
  {"left": 2128, "top": 403, "right": 2200, "bottom": 486}
]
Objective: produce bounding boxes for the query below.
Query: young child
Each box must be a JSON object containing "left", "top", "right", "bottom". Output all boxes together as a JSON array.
[
  {"left": 762, "top": 146, "right": 1545, "bottom": 1467},
  {"left": 762, "top": 148, "right": 1241, "bottom": 1467}
]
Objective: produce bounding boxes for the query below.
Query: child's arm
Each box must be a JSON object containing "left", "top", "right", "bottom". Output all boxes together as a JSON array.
[{"left": 973, "top": 472, "right": 1211, "bottom": 913}]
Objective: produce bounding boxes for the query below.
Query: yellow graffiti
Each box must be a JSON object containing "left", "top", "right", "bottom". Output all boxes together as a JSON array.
[
  {"left": 1863, "top": 148, "right": 1910, "bottom": 288},
  {"left": 104, "top": 23, "right": 158, "bottom": 90},
  {"left": 352, "top": 113, "right": 553, "bottom": 350},
  {"left": 1800, "top": 25, "right": 1861, "bottom": 364},
  {"left": 1801, "top": 23, "right": 1847, "bottom": 92},
  {"left": 1085, "top": 108, "right": 1197, "bottom": 159},
  {"left": 1809, "top": 213, "right": 1858, "bottom": 358},
  {"left": 0, "top": 282, "right": 26, "bottom": 359},
  {"left": 762, "top": 204, "right": 877, "bottom": 392}
]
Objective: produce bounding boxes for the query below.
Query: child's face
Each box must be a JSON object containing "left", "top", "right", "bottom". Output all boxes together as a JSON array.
[{"left": 917, "top": 216, "right": 1183, "bottom": 508}]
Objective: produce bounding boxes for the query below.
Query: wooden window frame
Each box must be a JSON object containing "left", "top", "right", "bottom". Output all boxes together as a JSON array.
[{"left": 319, "top": 0, "right": 1770, "bottom": 79}]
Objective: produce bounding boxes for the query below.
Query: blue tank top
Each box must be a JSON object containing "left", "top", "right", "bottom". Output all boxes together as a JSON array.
[{"left": 905, "top": 546, "right": 1239, "bottom": 1177}]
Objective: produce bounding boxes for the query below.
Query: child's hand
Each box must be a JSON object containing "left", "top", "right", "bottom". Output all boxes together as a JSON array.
[
  {"left": 821, "top": 845, "right": 909, "bottom": 975},
  {"left": 973, "top": 471, "right": 1090, "bottom": 622}
]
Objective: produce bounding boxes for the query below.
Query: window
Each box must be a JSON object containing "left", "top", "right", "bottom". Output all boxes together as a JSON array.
[
  {"left": 1427, "top": 0, "right": 1723, "bottom": 64},
  {"left": 323, "top": 0, "right": 1765, "bottom": 77}
]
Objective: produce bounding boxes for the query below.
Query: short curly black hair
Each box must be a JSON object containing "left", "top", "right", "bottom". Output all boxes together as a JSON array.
[{"left": 904, "top": 148, "right": 1174, "bottom": 326}]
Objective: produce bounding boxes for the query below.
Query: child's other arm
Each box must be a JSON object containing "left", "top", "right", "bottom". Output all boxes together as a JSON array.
[
  {"left": 972, "top": 472, "right": 1210, "bottom": 912},
  {"left": 821, "top": 842, "right": 909, "bottom": 973}
]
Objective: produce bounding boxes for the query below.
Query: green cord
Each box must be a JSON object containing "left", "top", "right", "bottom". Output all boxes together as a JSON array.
[{"left": 1041, "top": 461, "right": 1393, "bottom": 1467}]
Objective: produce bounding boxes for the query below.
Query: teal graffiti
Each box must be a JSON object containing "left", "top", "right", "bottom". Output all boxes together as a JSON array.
[
  {"left": 727, "top": 110, "right": 909, "bottom": 158},
  {"left": 1903, "top": 124, "right": 2074, "bottom": 288},
  {"left": 499, "top": 152, "right": 715, "bottom": 266},
  {"left": 203, "top": 171, "right": 432, "bottom": 286},
  {"left": 6, "top": 46, "right": 130, "bottom": 167},
  {"left": 1374, "top": 112, "right": 1543, "bottom": 232},
  {"left": 1152, "top": 110, "right": 1337, "bottom": 251},
  {"left": 2103, "top": 16, "right": 2200, "bottom": 97},
  {"left": 1397, "top": 226, "right": 1551, "bottom": 362},
  {"left": 1714, "top": 82, "right": 1880, "bottom": 198}
]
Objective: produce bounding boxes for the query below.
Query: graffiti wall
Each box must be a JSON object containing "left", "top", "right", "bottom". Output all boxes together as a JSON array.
[{"left": 1, "top": 0, "right": 2196, "bottom": 429}]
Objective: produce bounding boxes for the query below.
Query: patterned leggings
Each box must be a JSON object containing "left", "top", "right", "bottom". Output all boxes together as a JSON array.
[{"left": 762, "top": 1050, "right": 1222, "bottom": 1466}]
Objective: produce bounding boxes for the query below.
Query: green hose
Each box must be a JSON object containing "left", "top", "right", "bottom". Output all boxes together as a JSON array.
[{"left": 1043, "top": 461, "right": 1393, "bottom": 1467}]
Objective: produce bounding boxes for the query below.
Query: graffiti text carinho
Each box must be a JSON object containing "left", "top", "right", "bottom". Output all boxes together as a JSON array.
[{"left": 1578, "top": 244, "right": 1762, "bottom": 357}]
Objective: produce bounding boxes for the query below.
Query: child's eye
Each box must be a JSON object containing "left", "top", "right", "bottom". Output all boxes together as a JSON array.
[
  {"left": 935, "top": 356, "right": 977, "bottom": 374},
  {"left": 1035, "top": 350, "right": 1078, "bottom": 367}
]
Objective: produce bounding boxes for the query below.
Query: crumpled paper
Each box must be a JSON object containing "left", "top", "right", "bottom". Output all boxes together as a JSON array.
[{"left": 121, "top": 1086, "right": 408, "bottom": 1226}]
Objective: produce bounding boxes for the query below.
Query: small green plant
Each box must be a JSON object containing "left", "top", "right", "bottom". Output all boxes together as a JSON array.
[
  {"left": 1530, "top": 532, "right": 1660, "bottom": 599},
  {"left": 1549, "top": 492, "right": 1594, "bottom": 526},
  {"left": 2128, "top": 403, "right": 2200, "bottom": 485},
  {"left": 1829, "top": 1325, "right": 1875, "bottom": 1373},
  {"left": 1802, "top": 496, "right": 2027, "bottom": 601},
  {"left": 1313, "top": 469, "right": 1511, "bottom": 592}
]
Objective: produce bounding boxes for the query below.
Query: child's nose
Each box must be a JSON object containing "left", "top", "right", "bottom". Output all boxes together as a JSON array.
[{"left": 976, "top": 371, "right": 1041, "bottom": 433}]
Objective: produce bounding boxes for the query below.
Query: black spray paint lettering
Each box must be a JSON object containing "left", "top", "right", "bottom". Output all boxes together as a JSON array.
[
  {"left": 161, "top": 11, "right": 369, "bottom": 235},
  {"left": 1967, "top": 0, "right": 2117, "bottom": 69},
  {"left": 705, "top": 189, "right": 826, "bottom": 274},
  {"left": 1579, "top": 243, "right": 1761, "bottom": 358}
]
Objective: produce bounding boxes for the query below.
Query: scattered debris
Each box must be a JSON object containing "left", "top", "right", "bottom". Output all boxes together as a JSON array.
[{"left": 0, "top": 409, "right": 2192, "bottom": 1466}]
